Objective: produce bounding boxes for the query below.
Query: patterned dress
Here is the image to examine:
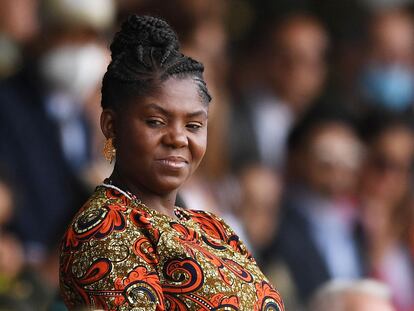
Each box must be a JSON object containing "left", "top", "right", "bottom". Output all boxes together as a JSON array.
[{"left": 59, "top": 183, "right": 284, "bottom": 310}]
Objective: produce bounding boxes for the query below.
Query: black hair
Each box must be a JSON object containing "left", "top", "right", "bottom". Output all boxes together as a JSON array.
[
  {"left": 358, "top": 107, "right": 414, "bottom": 145},
  {"left": 101, "top": 15, "right": 211, "bottom": 110}
]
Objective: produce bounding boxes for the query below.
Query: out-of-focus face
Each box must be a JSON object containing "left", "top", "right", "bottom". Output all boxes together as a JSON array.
[
  {"left": 302, "top": 123, "right": 362, "bottom": 198},
  {"left": 0, "top": 0, "right": 39, "bottom": 42},
  {"left": 344, "top": 292, "right": 395, "bottom": 311},
  {"left": 239, "top": 165, "right": 282, "bottom": 250},
  {"left": 360, "top": 126, "right": 414, "bottom": 207},
  {"left": 103, "top": 77, "right": 208, "bottom": 196},
  {"left": 368, "top": 11, "right": 414, "bottom": 66},
  {"left": 360, "top": 11, "right": 414, "bottom": 111},
  {"left": 268, "top": 17, "right": 328, "bottom": 114}
]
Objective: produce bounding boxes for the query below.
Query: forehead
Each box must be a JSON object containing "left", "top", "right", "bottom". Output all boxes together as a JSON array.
[
  {"left": 310, "top": 123, "right": 356, "bottom": 144},
  {"left": 131, "top": 77, "right": 207, "bottom": 114},
  {"left": 274, "top": 20, "right": 328, "bottom": 56}
]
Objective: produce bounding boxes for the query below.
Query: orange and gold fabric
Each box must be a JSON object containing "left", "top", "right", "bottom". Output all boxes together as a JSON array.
[{"left": 59, "top": 184, "right": 284, "bottom": 310}]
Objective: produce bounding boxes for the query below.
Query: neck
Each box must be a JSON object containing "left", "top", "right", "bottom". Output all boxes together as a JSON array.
[{"left": 109, "top": 168, "right": 178, "bottom": 218}]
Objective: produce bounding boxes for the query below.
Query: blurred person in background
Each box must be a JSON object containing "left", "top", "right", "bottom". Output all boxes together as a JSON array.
[
  {"left": 38, "top": 0, "right": 115, "bottom": 180},
  {"left": 358, "top": 110, "right": 414, "bottom": 311},
  {"left": 237, "top": 165, "right": 283, "bottom": 262},
  {"left": 229, "top": 12, "right": 329, "bottom": 171},
  {"left": 262, "top": 14, "right": 328, "bottom": 116},
  {"left": 0, "top": 0, "right": 115, "bottom": 287},
  {"left": 265, "top": 103, "right": 366, "bottom": 305},
  {"left": 0, "top": 0, "right": 40, "bottom": 79},
  {"left": 0, "top": 168, "right": 53, "bottom": 310},
  {"left": 226, "top": 14, "right": 330, "bottom": 273},
  {"left": 359, "top": 9, "right": 414, "bottom": 113},
  {"left": 309, "top": 279, "right": 394, "bottom": 311},
  {"left": 236, "top": 166, "right": 301, "bottom": 309}
]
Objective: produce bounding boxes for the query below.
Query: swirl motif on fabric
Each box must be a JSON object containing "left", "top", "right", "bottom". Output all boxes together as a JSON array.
[{"left": 59, "top": 185, "right": 284, "bottom": 310}]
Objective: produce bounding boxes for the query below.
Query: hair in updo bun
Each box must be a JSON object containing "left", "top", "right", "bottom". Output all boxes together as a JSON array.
[{"left": 101, "top": 15, "right": 211, "bottom": 110}]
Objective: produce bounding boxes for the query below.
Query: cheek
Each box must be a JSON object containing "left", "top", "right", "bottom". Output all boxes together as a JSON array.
[
  {"left": 190, "top": 133, "right": 207, "bottom": 165},
  {"left": 118, "top": 124, "right": 158, "bottom": 162}
]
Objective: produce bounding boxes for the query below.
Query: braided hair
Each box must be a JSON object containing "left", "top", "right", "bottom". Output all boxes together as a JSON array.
[{"left": 101, "top": 15, "right": 211, "bottom": 110}]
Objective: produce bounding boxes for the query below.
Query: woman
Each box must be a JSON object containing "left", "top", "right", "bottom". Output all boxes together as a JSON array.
[{"left": 59, "top": 15, "right": 284, "bottom": 310}]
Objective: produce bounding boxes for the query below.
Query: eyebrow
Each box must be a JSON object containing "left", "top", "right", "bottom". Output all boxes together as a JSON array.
[
  {"left": 187, "top": 110, "right": 208, "bottom": 119},
  {"left": 145, "top": 103, "right": 207, "bottom": 119}
]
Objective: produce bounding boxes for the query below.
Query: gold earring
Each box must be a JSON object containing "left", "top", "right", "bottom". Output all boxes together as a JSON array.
[{"left": 103, "top": 138, "right": 116, "bottom": 163}]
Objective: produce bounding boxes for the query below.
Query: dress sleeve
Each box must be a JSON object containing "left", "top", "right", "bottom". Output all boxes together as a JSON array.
[{"left": 59, "top": 203, "right": 165, "bottom": 311}]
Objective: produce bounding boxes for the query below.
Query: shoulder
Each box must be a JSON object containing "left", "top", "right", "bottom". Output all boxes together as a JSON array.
[
  {"left": 59, "top": 186, "right": 164, "bottom": 309},
  {"left": 60, "top": 185, "right": 158, "bottom": 253},
  {"left": 65, "top": 186, "right": 129, "bottom": 242}
]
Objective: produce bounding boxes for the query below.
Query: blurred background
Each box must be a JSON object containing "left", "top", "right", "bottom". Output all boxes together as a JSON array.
[{"left": 1, "top": 0, "right": 414, "bottom": 310}]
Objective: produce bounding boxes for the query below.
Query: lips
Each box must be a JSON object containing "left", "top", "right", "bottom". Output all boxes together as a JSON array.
[{"left": 156, "top": 156, "right": 189, "bottom": 169}]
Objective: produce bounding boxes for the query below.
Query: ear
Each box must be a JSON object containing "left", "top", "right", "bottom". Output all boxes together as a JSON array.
[{"left": 100, "top": 109, "right": 117, "bottom": 139}]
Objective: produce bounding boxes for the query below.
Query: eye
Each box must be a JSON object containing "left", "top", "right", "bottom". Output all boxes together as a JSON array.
[
  {"left": 146, "top": 118, "right": 165, "bottom": 127},
  {"left": 186, "top": 122, "right": 203, "bottom": 131}
]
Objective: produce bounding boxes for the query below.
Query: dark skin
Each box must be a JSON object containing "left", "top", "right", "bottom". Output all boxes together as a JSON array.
[{"left": 101, "top": 77, "right": 208, "bottom": 217}]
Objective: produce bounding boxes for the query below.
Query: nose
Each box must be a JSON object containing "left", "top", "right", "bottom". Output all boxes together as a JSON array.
[{"left": 162, "top": 124, "right": 188, "bottom": 148}]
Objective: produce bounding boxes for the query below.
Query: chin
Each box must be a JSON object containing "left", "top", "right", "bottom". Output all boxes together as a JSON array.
[{"left": 153, "top": 176, "right": 187, "bottom": 194}]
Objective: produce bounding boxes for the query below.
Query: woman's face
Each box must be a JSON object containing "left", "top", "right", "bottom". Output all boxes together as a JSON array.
[
  {"left": 303, "top": 123, "right": 362, "bottom": 198},
  {"left": 103, "top": 77, "right": 208, "bottom": 196}
]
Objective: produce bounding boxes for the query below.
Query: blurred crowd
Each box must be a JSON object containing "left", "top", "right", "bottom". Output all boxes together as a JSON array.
[{"left": 1, "top": 0, "right": 414, "bottom": 310}]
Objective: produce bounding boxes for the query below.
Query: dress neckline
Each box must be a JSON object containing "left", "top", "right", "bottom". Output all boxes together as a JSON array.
[{"left": 100, "top": 180, "right": 186, "bottom": 221}]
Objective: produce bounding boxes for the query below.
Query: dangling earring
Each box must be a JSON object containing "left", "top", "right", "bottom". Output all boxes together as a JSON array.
[{"left": 103, "top": 137, "right": 116, "bottom": 163}]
